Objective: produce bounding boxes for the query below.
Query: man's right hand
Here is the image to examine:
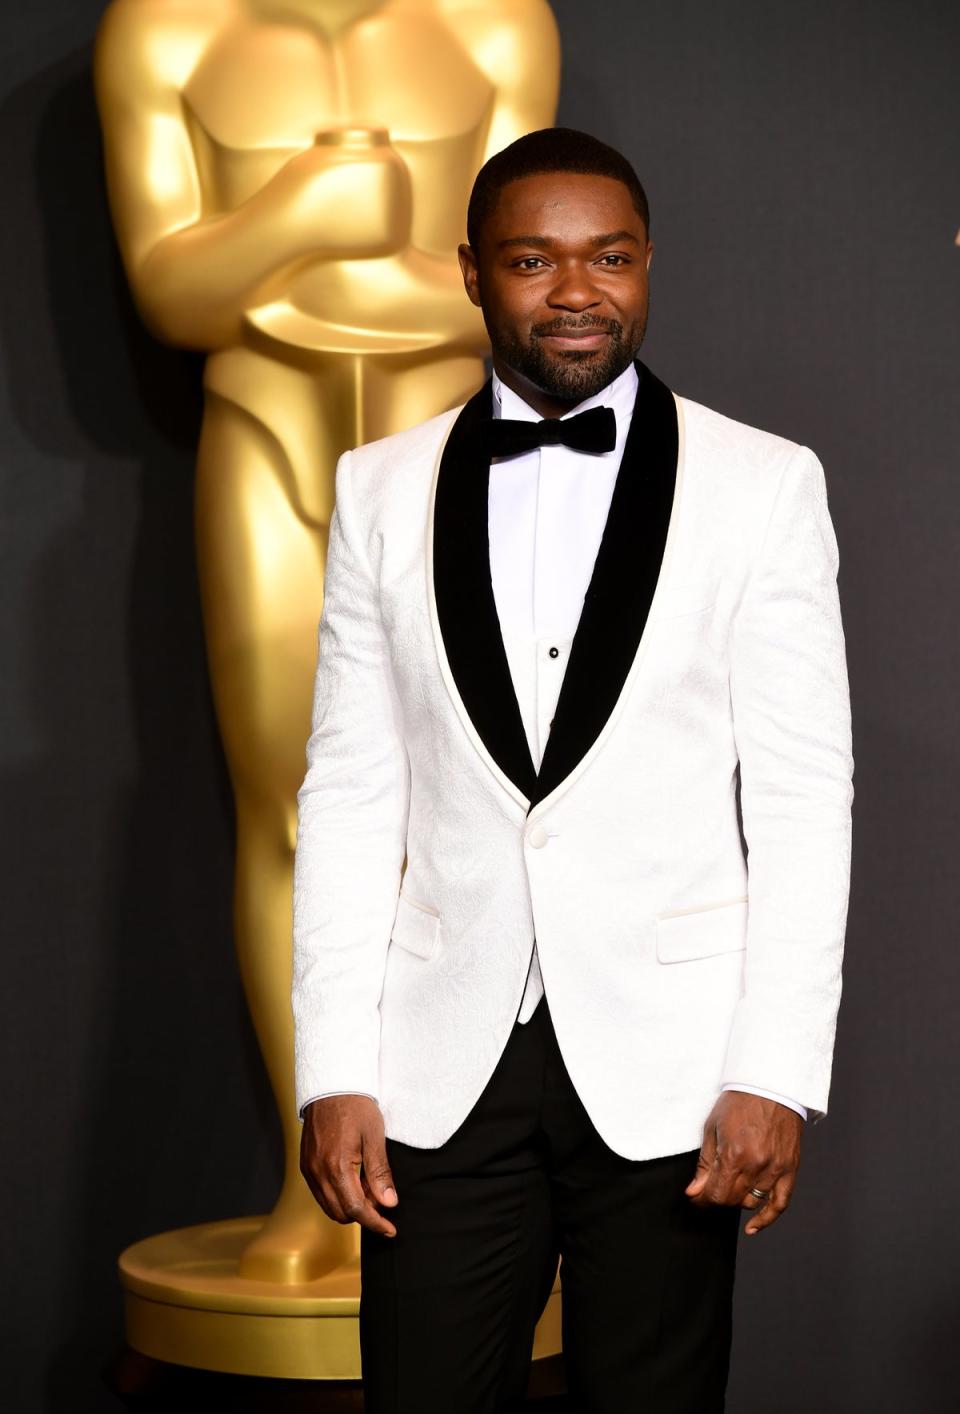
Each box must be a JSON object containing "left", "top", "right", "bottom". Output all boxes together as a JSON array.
[{"left": 299, "top": 1095, "right": 399, "bottom": 1237}]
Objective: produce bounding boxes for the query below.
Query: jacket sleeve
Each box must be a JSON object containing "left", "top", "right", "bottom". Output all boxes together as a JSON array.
[
  {"left": 291, "top": 450, "right": 410, "bottom": 1117},
  {"left": 722, "top": 445, "right": 854, "bottom": 1120}
]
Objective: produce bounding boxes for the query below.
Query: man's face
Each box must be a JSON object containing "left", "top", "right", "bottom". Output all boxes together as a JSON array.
[{"left": 459, "top": 171, "right": 653, "bottom": 410}]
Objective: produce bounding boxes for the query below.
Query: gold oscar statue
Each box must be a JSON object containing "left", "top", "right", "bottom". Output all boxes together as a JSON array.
[{"left": 94, "top": 0, "right": 561, "bottom": 1382}]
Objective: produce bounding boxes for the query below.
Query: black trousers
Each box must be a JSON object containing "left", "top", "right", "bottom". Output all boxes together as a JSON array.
[{"left": 359, "top": 997, "right": 740, "bottom": 1413}]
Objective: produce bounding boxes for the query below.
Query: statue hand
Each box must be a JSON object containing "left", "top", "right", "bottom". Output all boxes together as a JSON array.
[{"left": 270, "top": 135, "right": 411, "bottom": 259}]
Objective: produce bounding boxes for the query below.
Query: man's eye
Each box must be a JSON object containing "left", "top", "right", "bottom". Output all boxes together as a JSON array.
[
  {"left": 597, "top": 254, "right": 628, "bottom": 266},
  {"left": 516, "top": 257, "right": 546, "bottom": 269}
]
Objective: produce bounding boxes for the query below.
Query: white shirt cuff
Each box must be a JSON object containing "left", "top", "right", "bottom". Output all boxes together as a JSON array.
[
  {"left": 721, "top": 1083, "right": 807, "bottom": 1122},
  {"left": 299, "top": 1091, "right": 380, "bottom": 1120}
]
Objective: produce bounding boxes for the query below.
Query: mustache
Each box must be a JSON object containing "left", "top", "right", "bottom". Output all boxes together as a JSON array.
[{"left": 532, "top": 314, "right": 623, "bottom": 338}]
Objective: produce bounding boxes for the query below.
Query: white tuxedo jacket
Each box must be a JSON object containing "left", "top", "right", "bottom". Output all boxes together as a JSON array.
[{"left": 291, "top": 362, "right": 854, "bottom": 1161}]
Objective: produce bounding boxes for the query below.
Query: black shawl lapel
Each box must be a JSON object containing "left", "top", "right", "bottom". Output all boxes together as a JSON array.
[
  {"left": 431, "top": 359, "right": 678, "bottom": 811},
  {"left": 432, "top": 379, "right": 540, "bottom": 801},
  {"left": 529, "top": 360, "right": 678, "bottom": 809}
]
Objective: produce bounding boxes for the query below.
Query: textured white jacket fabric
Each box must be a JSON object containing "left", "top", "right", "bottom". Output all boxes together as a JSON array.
[{"left": 291, "top": 376, "right": 854, "bottom": 1161}]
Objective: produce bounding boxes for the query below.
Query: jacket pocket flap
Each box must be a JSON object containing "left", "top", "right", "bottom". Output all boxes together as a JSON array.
[
  {"left": 656, "top": 897, "right": 748, "bottom": 963},
  {"left": 390, "top": 892, "right": 441, "bottom": 961}
]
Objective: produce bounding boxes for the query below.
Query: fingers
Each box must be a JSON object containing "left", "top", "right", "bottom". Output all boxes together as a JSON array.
[
  {"left": 740, "top": 1172, "right": 778, "bottom": 1211},
  {"left": 744, "top": 1170, "right": 796, "bottom": 1236},
  {"left": 688, "top": 1152, "right": 753, "bottom": 1208},
  {"left": 362, "top": 1133, "right": 399, "bottom": 1209},
  {"left": 327, "top": 1158, "right": 398, "bottom": 1238},
  {"left": 689, "top": 1156, "right": 792, "bottom": 1232},
  {"left": 684, "top": 1121, "right": 718, "bottom": 1198},
  {"left": 688, "top": 1142, "right": 784, "bottom": 1210}
]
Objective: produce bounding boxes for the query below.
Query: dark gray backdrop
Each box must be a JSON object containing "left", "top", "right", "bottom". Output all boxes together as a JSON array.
[{"left": 2, "top": 2, "right": 957, "bottom": 1410}]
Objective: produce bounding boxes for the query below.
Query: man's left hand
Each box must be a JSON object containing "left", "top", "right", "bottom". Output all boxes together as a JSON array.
[{"left": 685, "top": 1091, "right": 803, "bottom": 1236}]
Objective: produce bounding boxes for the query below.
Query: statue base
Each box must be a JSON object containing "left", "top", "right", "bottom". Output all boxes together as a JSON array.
[{"left": 119, "top": 1217, "right": 563, "bottom": 1380}]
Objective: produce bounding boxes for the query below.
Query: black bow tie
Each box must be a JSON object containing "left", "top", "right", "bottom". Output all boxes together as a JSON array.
[{"left": 483, "top": 404, "right": 617, "bottom": 459}]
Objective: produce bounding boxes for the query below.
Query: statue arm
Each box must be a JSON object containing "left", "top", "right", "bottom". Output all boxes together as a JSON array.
[
  {"left": 94, "top": 3, "right": 410, "bottom": 349},
  {"left": 279, "top": 0, "right": 560, "bottom": 349}
]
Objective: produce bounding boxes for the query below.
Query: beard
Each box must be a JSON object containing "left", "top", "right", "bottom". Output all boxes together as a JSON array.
[{"left": 489, "top": 305, "right": 648, "bottom": 405}]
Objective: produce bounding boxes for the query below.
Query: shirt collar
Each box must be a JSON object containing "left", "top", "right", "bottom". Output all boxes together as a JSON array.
[{"left": 491, "top": 361, "right": 639, "bottom": 437}]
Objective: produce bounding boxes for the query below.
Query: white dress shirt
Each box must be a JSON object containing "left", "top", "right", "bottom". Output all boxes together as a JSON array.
[{"left": 305, "top": 364, "right": 807, "bottom": 1122}]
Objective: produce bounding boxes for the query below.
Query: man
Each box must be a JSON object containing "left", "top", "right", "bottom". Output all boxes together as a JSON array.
[{"left": 292, "top": 128, "right": 854, "bottom": 1412}]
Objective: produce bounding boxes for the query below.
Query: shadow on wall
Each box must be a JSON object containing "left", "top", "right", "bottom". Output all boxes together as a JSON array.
[{"left": 0, "top": 48, "right": 281, "bottom": 1413}]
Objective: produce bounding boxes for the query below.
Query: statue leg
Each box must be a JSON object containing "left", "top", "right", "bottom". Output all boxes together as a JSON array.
[
  {"left": 194, "top": 387, "right": 353, "bottom": 1284},
  {"left": 192, "top": 350, "right": 486, "bottom": 1285}
]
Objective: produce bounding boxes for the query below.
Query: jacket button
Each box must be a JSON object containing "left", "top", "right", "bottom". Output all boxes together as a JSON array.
[{"left": 527, "top": 824, "right": 549, "bottom": 849}]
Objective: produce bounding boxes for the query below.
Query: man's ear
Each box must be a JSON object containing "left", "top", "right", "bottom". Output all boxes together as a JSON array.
[
  {"left": 645, "top": 240, "right": 654, "bottom": 272},
  {"left": 458, "top": 243, "right": 482, "bottom": 308}
]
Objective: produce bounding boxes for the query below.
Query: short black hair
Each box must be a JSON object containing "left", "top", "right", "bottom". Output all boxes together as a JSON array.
[{"left": 466, "top": 127, "right": 650, "bottom": 251}]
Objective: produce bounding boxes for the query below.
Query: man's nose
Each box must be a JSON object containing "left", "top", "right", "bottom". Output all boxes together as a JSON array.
[{"left": 546, "top": 264, "right": 602, "bottom": 311}]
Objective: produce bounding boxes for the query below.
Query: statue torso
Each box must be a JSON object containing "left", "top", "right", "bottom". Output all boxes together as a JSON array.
[{"left": 182, "top": 3, "right": 495, "bottom": 255}]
